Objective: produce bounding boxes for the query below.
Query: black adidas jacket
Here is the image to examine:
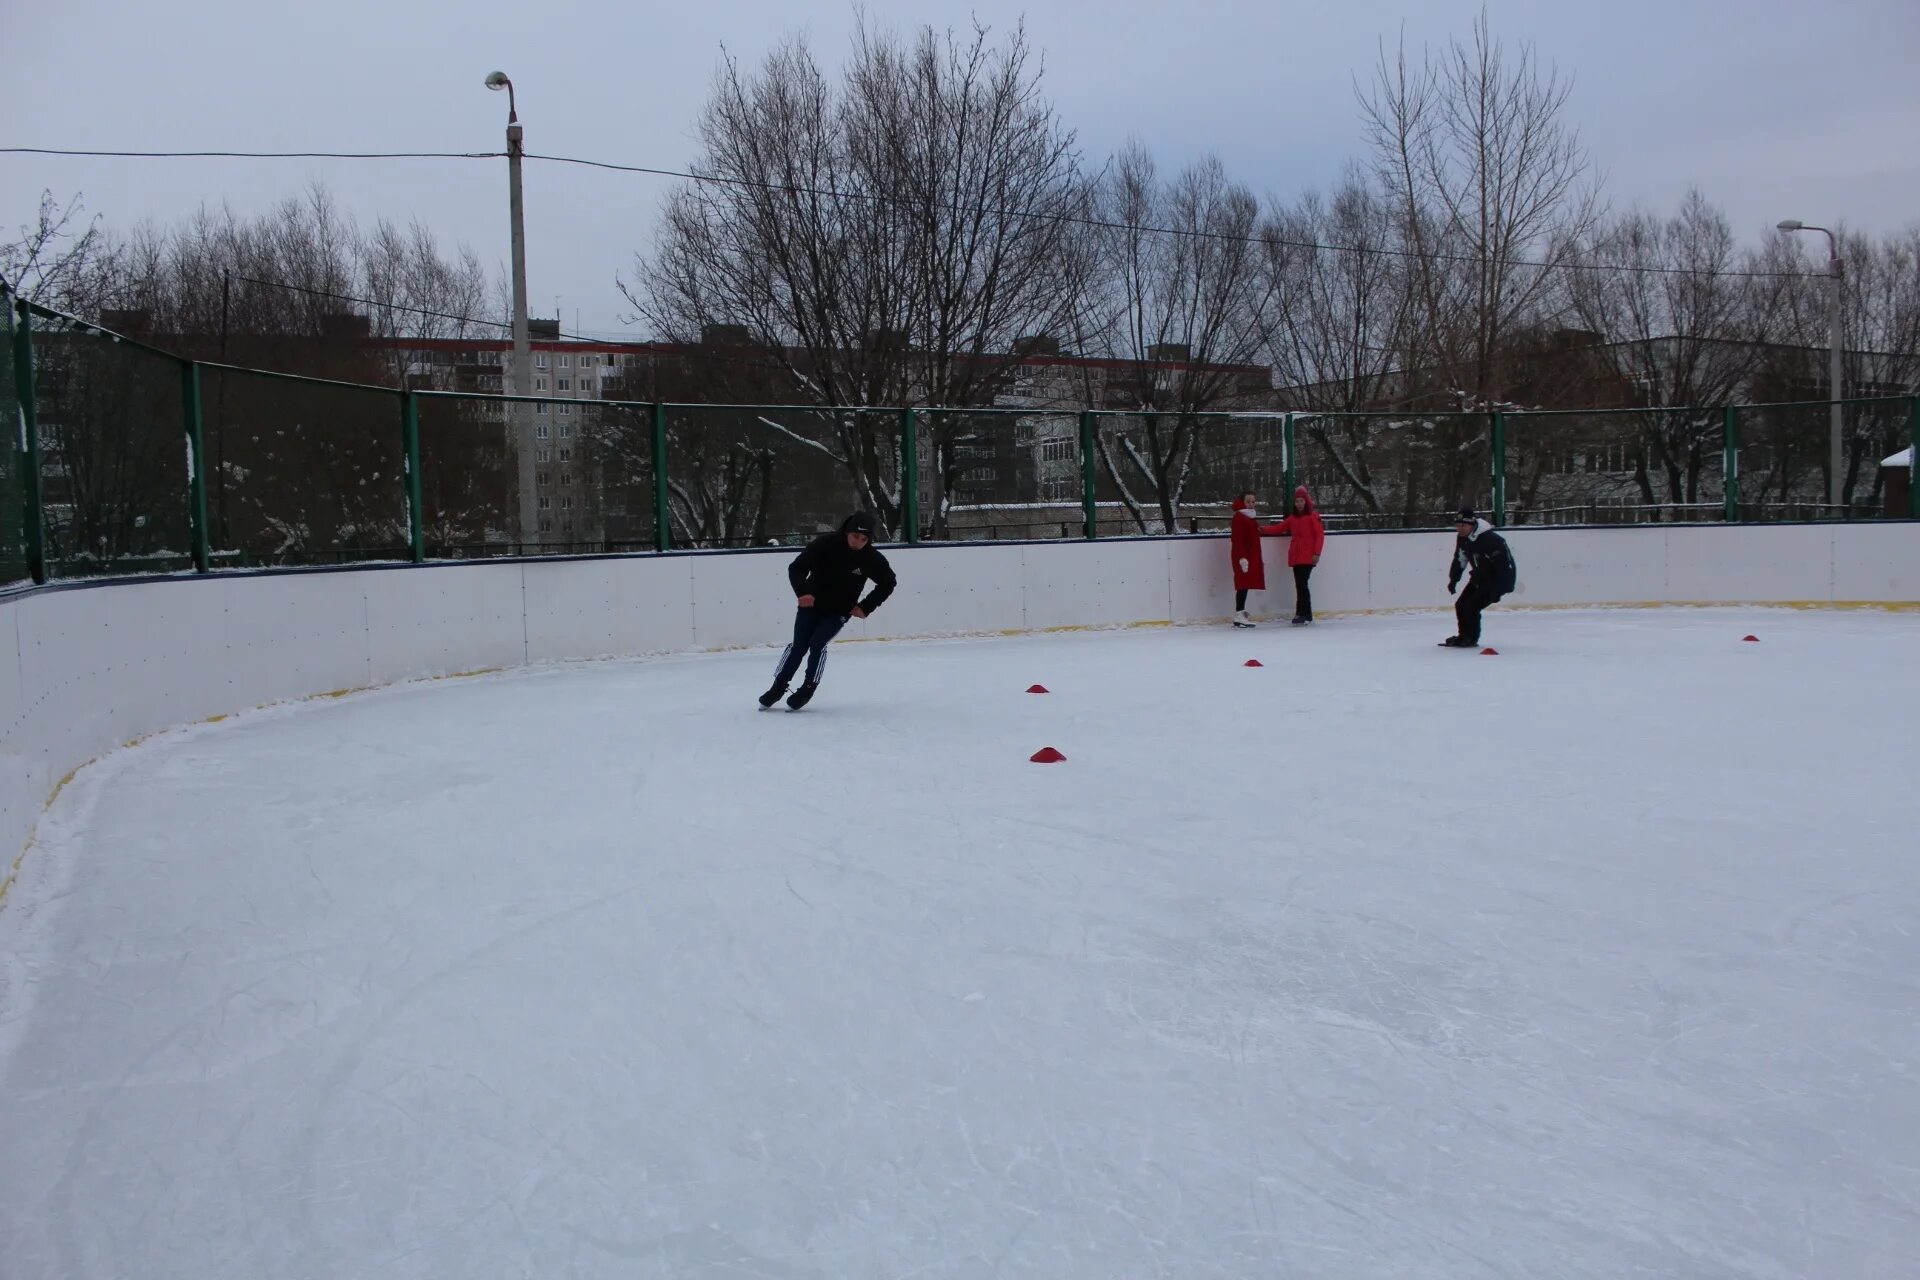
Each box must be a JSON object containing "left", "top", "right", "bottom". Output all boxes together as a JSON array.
[
  {"left": 789, "top": 519, "right": 898, "bottom": 616},
  {"left": 1449, "top": 520, "right": 1517, "bottom": 595}
]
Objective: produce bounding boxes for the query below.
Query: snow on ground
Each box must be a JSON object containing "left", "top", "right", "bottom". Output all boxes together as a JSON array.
[{"left": 2, "top": 607, "right": 1917, "bottom": 1279}]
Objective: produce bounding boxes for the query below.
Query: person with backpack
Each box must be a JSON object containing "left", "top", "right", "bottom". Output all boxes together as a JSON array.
[
  {"left": 758, "top": 511, "right": 897, "bottom": 710},
  {"left": 1272, "top": 485, "right": 1326, "bottom": 624},
  {"left": 1443, "top": 508, "right": 1517, "bottom": 647}
]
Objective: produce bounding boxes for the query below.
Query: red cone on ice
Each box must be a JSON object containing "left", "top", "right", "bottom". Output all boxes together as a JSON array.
[
  {"left": 1026, "top": 684, "right": 1050, "bottom": 694},
  {"left": 1029, "top": 747, "right": 1067, "bottom": 763},
  {"left": 1244, "top": 659, "right": 1263, "bottom": 668},
  {"left": 1480, "top": 647, "right": 1499, "bottom": 656},
  {"left": 1742, "top": 635, "right": 1759, "bottom": 643}
]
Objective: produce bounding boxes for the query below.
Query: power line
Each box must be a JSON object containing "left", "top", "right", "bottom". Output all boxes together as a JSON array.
[
  {"left": 1, "top": 147, "right": 500, "bottom": 161},
  {"left": 234, "top": 274, "right": 534, "bottom": 338},
  {"left": 7, "top": 143, "right": 1815, "bottom": 281},
  {"left": 524, "top": 150, "right": 1814, "bottom": 281}
]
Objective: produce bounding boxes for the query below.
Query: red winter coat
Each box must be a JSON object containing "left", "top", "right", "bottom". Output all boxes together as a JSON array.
[
  {"left": 1230, "top": 499, "right": 1286, "bottom": 590},
  {"left": 1275, "top": 487, "right": 1326, "bottom": 567}
]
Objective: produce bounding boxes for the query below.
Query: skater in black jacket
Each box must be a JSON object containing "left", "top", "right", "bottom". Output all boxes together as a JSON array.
[
  {"left": 759, "top": 512, "right": 898, "bottom": 710},
  {"left": 1443, "top": 508, "right": 1517, "bottom": 647}
]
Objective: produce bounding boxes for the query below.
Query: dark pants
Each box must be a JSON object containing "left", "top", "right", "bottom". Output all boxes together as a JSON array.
[
  {"left": 1455, "top": 580, "right": 1503, "bottom": 644},
  {"left": 1235, "top": 588, "right": 1249, "bottom": 612},
  {"left": 771, "top": 607, "right": 848, "bottom": 690},
  {"left": 1291, "top": 564, "right": 1314, "bottom": 621}
]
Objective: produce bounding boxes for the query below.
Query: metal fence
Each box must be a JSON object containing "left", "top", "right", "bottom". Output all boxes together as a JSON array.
[{"left": 4, "top": 282, "right": 1917, "bottom": 587}]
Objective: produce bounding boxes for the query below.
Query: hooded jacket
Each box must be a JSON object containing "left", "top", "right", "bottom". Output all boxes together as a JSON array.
[
  {"left": 1275, "top": 486, "right": 1327, "bottom": 568},
  {"left": 1449, "top": 519, "right": 1517, "bottom": 596},
  {"left": 789, "top": 514, "right": 898, "bottom": 616},
  {"left": 1229, "top": 499, "right": 1286, "bottom": 591}
]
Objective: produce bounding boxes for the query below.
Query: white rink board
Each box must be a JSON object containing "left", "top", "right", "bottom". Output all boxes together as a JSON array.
[{"left": 1, "top": 522, "right": 1916, "bottom": 872}]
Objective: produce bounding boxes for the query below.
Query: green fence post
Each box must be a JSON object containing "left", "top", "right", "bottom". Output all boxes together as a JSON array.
[
  {"left": 1490, "top": 410, "right": 1507, "bottom": 527},
  {"left": 1722, "top": 405, "right": 1740, "bottom": 523},
  {"left": 1078, "top": 409, "right": 1098, "bottom": 539},
  {"left": 1908, "top": 395, "right": 1920, "bottom": 520},
  {"left": 12, "top": 302, "right": 46, "bottom": 585},
  {"left": 651, "top": 401, "right": 670, "bottom": 551},
  {"left": 900, "top": 407, "right": 919, "bottom": 543},
  {"left": 181, "top": 361, "right": 211, "bottom": 572},
  {"left": 1282, "top": 412, "right": 1296, "bottom": 499},
  {"left": 401, "top": 391, "right": 425, "bottom": 563}
]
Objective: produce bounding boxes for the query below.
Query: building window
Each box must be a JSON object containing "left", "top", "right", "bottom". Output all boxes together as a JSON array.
[
  {"left": 537, "top": 448, "right": 550, "bottom": 463},
  {"left": 559, "top": 355, "right": 570, "bottom": 368},
  {"left": 536, "top": 402, "right": 548, "bottom": 415},
  {"left": 535, "top": 354, "right": 548, "bottom": 369},
  {"left": 539, "top": 518, "right": 552, "bottom": 533},
  {"left": 557, "top": 379, "right": 571, "bottom": 391},
  {"left": 561, "top": 496, "right": 573, "bottom": 510},
  {"left": 559, "top": 423, "right": 571, "bottom": 438},
  {"left": 535, "top": 377, "right": 548, "bottom": 391},
  {"left": 560, "top": 471, "right": 572, "bottom": 486},
  {"left": 536, "top": 423, "right": 550, "bottom": 439},
  {"left": 537, "top": 471, "right": 549, "bottom": 485},
  {"left": 578, "top": 354, "right": 595, "bottom": 368},
  {"left": 558, "top": 448, "right": 571, "bottom": 462},
  {"left": 562, "top": 520, "right": 573, "bottom": 534},
  {"left": 539, "top": 496, "right": 551, "bottom": 510},
  {"left": 558, "top": 404, "right": 571, "bottom": 416}
]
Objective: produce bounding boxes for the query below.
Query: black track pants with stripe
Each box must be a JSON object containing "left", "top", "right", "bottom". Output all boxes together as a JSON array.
[{"left": 771, "top": 607, "right": 849, "bottom": 690}]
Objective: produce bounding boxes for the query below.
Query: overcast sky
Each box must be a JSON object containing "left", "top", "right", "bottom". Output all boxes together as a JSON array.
[{"left": 6, "top": 0, "right": 1917, "bottom": 335}]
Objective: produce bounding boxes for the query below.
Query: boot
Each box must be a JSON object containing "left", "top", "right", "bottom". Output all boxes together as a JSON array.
[
  {"left": 1231, "top": 610, "right": 1255, "bottom": 628},
  {"left": 785, "top": 681, "right": 819, "bottom": 711},
  {"left": 757, "top": 683, "right": 787, "bottom": 709}
]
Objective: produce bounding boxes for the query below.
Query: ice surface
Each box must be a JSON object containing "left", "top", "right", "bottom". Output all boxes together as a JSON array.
[{"left": 2, "top": 608, "right": 1917, "bottom": 1279}]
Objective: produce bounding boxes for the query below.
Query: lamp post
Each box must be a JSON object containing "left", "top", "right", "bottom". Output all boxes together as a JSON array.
[
  {"left": 487, "top": 70, "right": 539, "bottom": 547},
  {"left": 1777, "top": 220, "right": 1845, "bottom": 512}
]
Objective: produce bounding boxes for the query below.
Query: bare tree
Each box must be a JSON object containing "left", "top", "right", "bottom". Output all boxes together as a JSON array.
[
  {"left": 1260, "top": 172, "right": 1431, "bottom": 521},
  {"left": 626, "top": 18, "right": 1091, "bottom": 538},
  {"left": 1263, "top": 170, "right": 1411, "bottom": 411},
  {"left": 13, "top": 185, "right": 504, "bottom": 566},
  {"left": 1360, "top": 10, "right": 1600, "bottom": 408},
  {"left": 1078, "top": 146, "right": 1271, "bottom": 532},
  {"left": 1552, "top": 191, "right": 1786, "bottom": 514},
  {"left": 1831, "top": 227, "right": 1920, "bottom": 506},
  {"left": 0, "top": 191, "right": 103, "bottom": 305}
]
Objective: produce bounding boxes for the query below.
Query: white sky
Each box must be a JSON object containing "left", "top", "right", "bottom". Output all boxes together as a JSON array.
[{"left": 5, "top": 0, "right": 1917, "bottom": 335}]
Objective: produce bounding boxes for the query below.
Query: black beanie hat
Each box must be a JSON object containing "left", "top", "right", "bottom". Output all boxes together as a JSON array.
[
  {"left": 844, "top": 510, "right": 878, "bottom": 537},
  {"left": 1456, "top": 507, "right": 1476, "bottom": 524}
]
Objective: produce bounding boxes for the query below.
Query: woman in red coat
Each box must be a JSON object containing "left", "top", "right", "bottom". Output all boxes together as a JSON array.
[
  {"left": 1274, "top": 485, "right": 1327, "bottom": 624},
  {"left": 1229, "top": 491, "right": 1286, "bottom": 627}
]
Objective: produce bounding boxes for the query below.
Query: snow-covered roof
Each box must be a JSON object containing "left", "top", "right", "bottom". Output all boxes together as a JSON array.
[{"left": 1882, "top": 447, "right": 1912, "bottom": 468}]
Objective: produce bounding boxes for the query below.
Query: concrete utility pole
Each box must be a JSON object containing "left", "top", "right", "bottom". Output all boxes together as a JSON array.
[
  {"left": 1777, "top": 220, "right": 1846, "bottom": 512},
  {"left": 488, "top": 71, "right": 540, "bottom": 546}
]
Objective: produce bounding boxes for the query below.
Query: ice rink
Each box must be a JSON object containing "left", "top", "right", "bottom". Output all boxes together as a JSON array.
[{"left": 2, "top": 607, "right": 1917, "bottom": 1278}]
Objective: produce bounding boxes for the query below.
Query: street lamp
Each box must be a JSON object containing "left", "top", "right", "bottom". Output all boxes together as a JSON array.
[
  {"left": 1777, "top": 219, "right": 1845, "bottom": 512},
  {"left": 487, "top": 70, "right": 539, "bottom": 547}
]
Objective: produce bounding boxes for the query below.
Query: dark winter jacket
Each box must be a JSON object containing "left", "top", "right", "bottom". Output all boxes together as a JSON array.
[
  {"left": 1449, "top": 520, "right": 1517, "bottom": 596},
  {"left": 789, "top": 516, "right": 898, "bottom": 616}
]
